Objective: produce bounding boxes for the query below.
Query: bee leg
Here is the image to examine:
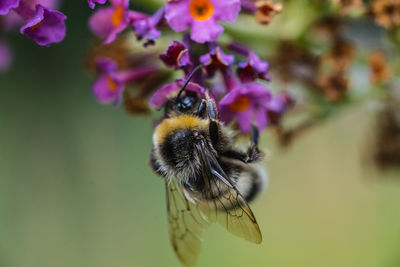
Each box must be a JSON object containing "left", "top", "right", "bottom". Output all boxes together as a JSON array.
[
  {"left": 246, "top": 124, "right": 265, "bottom": 163},
  {"left": 222, "top": 125, "right": 264, "bottom": 163},
  {"left": 205, "top": 98, "right": 219, "bottom": 147},
  {"left": 149, "top": 149, "right": 165, "bottom": 178}
]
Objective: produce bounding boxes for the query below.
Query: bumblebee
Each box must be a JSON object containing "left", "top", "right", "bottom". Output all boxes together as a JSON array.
[{"left": 150, "top": 73, "right": 267, "bottom": 266}]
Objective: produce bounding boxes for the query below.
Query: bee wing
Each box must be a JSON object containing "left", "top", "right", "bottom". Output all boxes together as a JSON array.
[
  {"left": 165, "top": 178, "right": 213, "bottom": 266},
  {"left": 195, "top": 140, "right": 262, "bottom": 244}
]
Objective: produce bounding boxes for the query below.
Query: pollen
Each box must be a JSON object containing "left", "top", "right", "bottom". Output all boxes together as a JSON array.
[
  {"left": 107, "top": 75, "right": 119, "bottom": 92},
  {"left": 230, "top": 96, "right": 251, "bottom": 112},
  {"left": 111, "top": 5, "right": 124, "bottom": 27},
  {"left": 189, "top": 0, "right": 214, "bottom": 21}
]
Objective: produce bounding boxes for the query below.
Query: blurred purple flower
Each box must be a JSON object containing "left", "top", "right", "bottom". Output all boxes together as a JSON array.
[
  {"left": 89, "top": 0, "right": 147, "bottom": 44},
  {"left": 165, "top": 0, "right": 241, "bottom": 43},
  {"left": 149, "top": 80, "right": 206, "bottom": 109},
  {"left": 266, "top": 91, "right": 294, "bottom": 125},
  {"left": 87, "top": 0, "right": 106, "bottom": 9},
  {"left": 237, "top": 52, "right": 271, "bottom": 82},
  {"left": 93, "top": 57, "right": 159, "bottom": 105},
  {"left": 218, "top": 82, "right": 272, "bottom": 133},
  {"left": 13, "top": 1, "right": 66, "bottom": 46},
  {"left": 200, "top": 46, "right": 234, "bottom": 77},
  {"left": 0, "top": 41, "right": 13, "bottom": 72},
  {"left": 159, "top": 40, "right": 192, "bottom": 70},
  {"left": 2, "top": 0, "right": 60, "bottom": 30},
  {"left": 0, "top": 0, "right": 20, "bottom": 15},
  {"left": 133, "top": 7, "right": 164, "bottom": 46}
]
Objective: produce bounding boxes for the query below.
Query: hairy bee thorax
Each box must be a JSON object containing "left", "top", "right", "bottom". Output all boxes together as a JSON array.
[{"left": 152, "top": 115, "right": 210, "bottom": 180}]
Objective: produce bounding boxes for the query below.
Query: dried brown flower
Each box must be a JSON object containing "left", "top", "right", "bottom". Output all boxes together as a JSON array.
[
  {"left": 374, "top": 92, "right": 400, "bottom": 168},
  {"left": 368, "top": 51, "right": 392, "bottom": 85},
  {"left": 332, "top": 0, "right": 363, "bottom": 14},
  {"left": 273, "top": 40, "right": 320, "bottom": 84},
  {"left": 254, "top": 0, "right": 283, "bottom": 25},
  {"left": 317, "top": 71, "right": 349, "bottom": 102},
  {"left": 322, "top": 38, "right": 355, "bottom": 71},
  {"left": 371, "top": 0, "right": 400, "bottom": 29}
]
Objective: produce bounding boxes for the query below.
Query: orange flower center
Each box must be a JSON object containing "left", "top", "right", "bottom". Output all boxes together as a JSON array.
[
  {"left": 229, "top": 96, "right": 251, "bottom": 112},
  {"left": 107, "top": 75, "right": 119, "bottom": 92},
  {"left": 29, "top": 20, "right": 44, "bottom": 31},
  {"left": 189, "top": 0, "right": 214, "bottom": 21},
  {"left": 111, "top": 6, "right": 124, "bottom": 27}
]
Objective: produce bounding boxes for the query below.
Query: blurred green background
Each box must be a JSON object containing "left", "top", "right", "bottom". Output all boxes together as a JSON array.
[{"left": 1, "top": 1, "right": 400, "bottom": 267}]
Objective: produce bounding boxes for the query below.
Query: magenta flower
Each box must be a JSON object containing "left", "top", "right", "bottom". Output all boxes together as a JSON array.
[
  {"left": 2, "top": 0, "right": 60, "bottom": 30},
  {"left": 149, "top": 80, "right": 206, "bottom": 109},
  {"left": 89, "top": 0, "right": 147, "bottom": 44},
  {"left": 0, "top": 0, "right": 20, "bottom": 15},
  {"left": 200, "top": 46, "right": 234, "bottom": 77},
  {"left": 165, "top": 0, "right": 241, "bottom": 43},
  {"left": 159, "top": 41, "right": 192, "bottom": 70},
  {"left": 237, "top": 52, "right": 271, "bottom": 83},
  {"left": 0, "top": 41, "right": 13, "bottom": 72},
  {"left": 218, "top": 82, "right": 272, "bottom": 133},
  {"left": 266, "top": 91, "right": 294, "bottom": 125},
  {"left": 133, "top": 7, "right": 164, "bottom": 46},
  {"left": 13, "top": 1, "right": 66, "bottom": 46},
  {"left": 87, "top": 0, "right": 106, "bottom": 9},
  {"left": 93, "top": 58, "right": 159, "bottom": 105}
]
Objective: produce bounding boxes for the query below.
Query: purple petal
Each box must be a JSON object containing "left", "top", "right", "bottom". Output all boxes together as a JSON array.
[
  {"left": 110, "top": 0, "right": 129, "bottom": 8},
  {"left": 190, "top": 18, "right": 223, "bottom": 43},
  {"left": 93, "top": 73, "right": 125, "bottom": 104},
  {"left": 212, "top": 0, "right": 241, "bottom": 22},
  {"left": 165, "top": 0, "right": 192, "bottom": 32},
  {"left": 87, "top": 0, "right": 106, "bottom": 9},
  {"left": 95, "top": 57, "right": 117, "bottom": 73},
  {"left": 160, "top": 40, "right": 192, "bottom": 70},
  {"left": 88, "top": 7, "right": 114, "bottom": 38},
  {"left": 0, "top": 0, "right": 20, "bottom": 15},
  {"left": 149, "top": 80, "right": 205, "bottom": 109},
  {"left": 254, "top": 106, "right": 268, "bottom": 132},
  {"left": 236, "top": 109, "right": 253, "bottom": 133},
  {"left": 0, "top": 41, "right": 13, "bottom": 72},
  {"left": 104, "top": 21, "right": 127, "bottom": 44},
  {"left": 20, "top": 4, "right": 67, "bottom": 46}
]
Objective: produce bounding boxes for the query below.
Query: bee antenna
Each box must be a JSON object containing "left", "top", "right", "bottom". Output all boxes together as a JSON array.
[{"left": 176, "top": 65, "right": 202, "bottom": 100}]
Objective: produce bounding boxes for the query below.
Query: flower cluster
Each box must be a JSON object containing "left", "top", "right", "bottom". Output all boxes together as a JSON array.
[
  {"left": 88, "top": 0, "right": 289, "bottom": 135},
  {"left": 0, "top": 0, "right": 67, "bottom": 71}
]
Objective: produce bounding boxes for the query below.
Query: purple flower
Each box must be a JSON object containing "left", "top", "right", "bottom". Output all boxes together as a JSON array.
[
  {"left": 0, "top": 0, "right": 20, "bottom": 15},
  {"left": 133, "top": 7, "right": 164, "bottom": 46},
  {"left": 20, "top": 5, "right": 66, "bottom": 46},
  {"left": 87, "top": 0, "right": 106, "bottom": 9},
  {"left": 159, "top": 41, "right": 192, "bottom": 70},
  {"left": 89, "top": 0, "right": 147, "bottom": 44},
  {"left": 218, "top": 82, "right": 272, "bottom": 133},
  {"left": 13, "top": 1, "right": 66, "bottom": 46},
  {"left": 266, "top": 91, "right": 294, "bottom": 125},
  {"left": 237, "top": 52, "right": 271, "bottom": 82},
  {"left": 200, "top": 46, "right": 234, "bottom": 77},
  {"left": 0, "top": 41, "right": 13, "bottom": 72},
  {"left": 149, "top": 80, "right": 206, "bottom": 109},
  {"left": 93, "top": 57, "right": 159, "bottom": 105},
  {"left": 2, "top": 0, "right": 60, "bottom": 30},
  {"left": 165, "top": 0, "right": 241, "bottom": 43}
]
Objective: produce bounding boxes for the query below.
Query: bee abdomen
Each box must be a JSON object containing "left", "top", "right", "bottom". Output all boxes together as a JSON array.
[{"left": 223, "top": 160, "right": 268, "bottom": 203}]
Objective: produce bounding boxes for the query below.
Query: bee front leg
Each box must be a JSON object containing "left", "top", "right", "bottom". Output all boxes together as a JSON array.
[
  {"left": 222, "top": 125, "right": 264, "bottom": 163},
  {"left": 246, "top": 124, "right": 265, "bottom": 163},
  {"left": 205, "top": 98, "right": 219, "bottom": 147}
]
